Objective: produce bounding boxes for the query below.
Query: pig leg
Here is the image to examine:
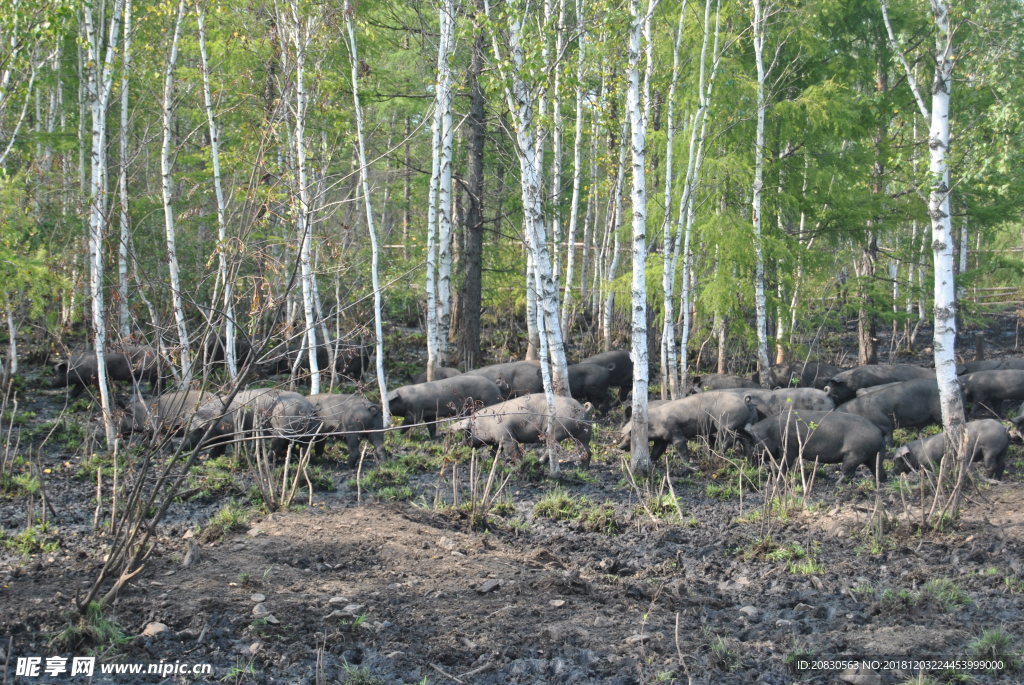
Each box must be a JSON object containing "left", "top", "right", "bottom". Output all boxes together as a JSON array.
[
  {"left": 370, "top": 432, "right": 388, "bottom": 462},
  {"left": 345, "top": 435, "right": 361, "bottom": 467}
]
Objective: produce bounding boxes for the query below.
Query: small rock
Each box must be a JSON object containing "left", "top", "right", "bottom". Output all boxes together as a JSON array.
[
  {"left": 477, "top": 579, "right": 501, "bottom": 594},
  {"left": 810, "top": 576, "right": 824, "bottom": 591},
  {"left": 341, "top": 603, "right": 366, "bottom": 617},
  {"left": 624, "top": 633, "right": 660, "bottom": 645},
  {"left": 775, "top": 619, "right": 794, "bottom": 628},
  {"left": 182, "top": 529, "right": 195, "bottom": 540},
  {"left": 438, "top": 536, "right": 458, "bottom": 551},
  {"left": 328, "top": 596, "right": 350, "bottom": 605},
  {"left": 549, "top": 599, "right": 566, "bottom": 608},
  {"left": 793, "top": 603, "right": 815, "bottom": 615},
  {"left": 250, "top": 593, "right": 266, "bottom": 603},
  {"left": 247, "top": 528, "right": 264, "bottom": 537},
  {"left": 838, "top": 667, "right": 882, "bottom": 685},
  {"left": 264, "top": 614, "right": 280, "bottom": 625},
  {"left": 252, "top": 603, "right": 271, "bottom": 619},
  {"left": 141, "top": 622, "right": 168, "bottom": 637},
  {"left": 244, "top": 642, "right": 261, "bottom": 656},
  {"left": 738, "top": 605, "right": 759, "bottom": 617}
]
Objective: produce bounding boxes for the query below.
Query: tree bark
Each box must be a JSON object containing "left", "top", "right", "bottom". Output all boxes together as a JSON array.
[{"left": 459, "top": 2, "right": 486, "bottom": 370}]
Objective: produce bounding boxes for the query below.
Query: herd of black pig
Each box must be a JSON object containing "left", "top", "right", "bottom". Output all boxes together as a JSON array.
[{"left": 50, "top": 341, "right": 1024, "bottom": 480}]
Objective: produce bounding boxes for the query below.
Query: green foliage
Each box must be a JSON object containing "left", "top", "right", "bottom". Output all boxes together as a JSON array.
[
  {"left": 967, "top": 629, "right": 1020, "bottom": 670},
  {"left": 533, "top": 488, "right": 585, "bottom": 521},
  {"left": 202, "top": 501, "right": 252, "bottom": 541},
  {"left": 50, "top": 602, "right": 128, "bottom": 652},
  {"left": 1, "top": 521, "right": 58, "bottom": 556}
]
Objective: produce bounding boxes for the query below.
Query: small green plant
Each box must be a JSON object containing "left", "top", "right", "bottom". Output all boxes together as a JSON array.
[
  {"left": 709, "top": 633, "right": 739, "bottom": 671},
  {"left": 202, "top": 501, "right": 251, "bottom": 542},
  {"left": 221, "top": 659, "right": 258, "bottom": 682},
  {"left": 967, "top": 629, "right": 1019, "bottom": 670},
  {"left": 2, "top": 522, "right": 58, "bottom": 556},
  {"left": 922, "top": 578, "right": 971, "bottom": 612},
  {"left": 642, "top": 493, "right": 684, "bottom": 520},
  {"left": 50, "top": 602, "right": 128, "bottom": 651},
  {"left": 1, "top": 471, "right": 41, "bottom": 497},
  {"left": 705, "top": 481, "right": 740, "bottom": 500},
  {"left": 579, "top": 500, "right": 619, "bottom": 534},
  {"left": 785, "top": 643, "right": 814, "bottom": 673},
  {"left": 341, "top": 663, "right": 387, "bottom": 685},
  {"left": 1, "top": 409, "right": 35, "bottom": 426},
  {"left": 351, "top": 463, "right": 410, "bottom": 492},
  {"left": 533, "top": 488, "right": 585, "bottom": 520},
  {"left": 515, "top": 453, "right": 546, "bottom": 482},
  {"left": 375, "top": 485, "right": 414, "bottom": 501},
  {"left": 880, "top": 588, "right": 919, "bottom": 612}
]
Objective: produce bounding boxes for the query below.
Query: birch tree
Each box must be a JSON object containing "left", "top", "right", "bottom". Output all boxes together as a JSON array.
[
  {"left": 484, "top": 0, "right": 571, "bottom": 473},
  {"left": 425, "top": 0, "right": 456, "bottom": 381},
  {"left": 673, "top": 0, "right": 720, "bottom": 393},
  {"left": 286, "top": 0, "right": 321, "bottom": 393},
  {"left": 750, "top": 0, "right": 772, "bottom": 378},
  {"left": 115, "top": 0, "right": 131, "bottom": 340},
  {"left": 627, "top": 0, "right": 655, "bottom": 473},
  {"left": 560, "top": 0, "right": 586, "bottom": 333},
  {"left": 83, "top": 0, "right": 125, "bottom": 447},
  {"left": 343, "top": 0, "right": 390, "bottom": 425},
  {"left": 160, "top": 0, "right": 191, "bottom": 384},
  {"left": 881, "top": 0, "right": 966, "bottom": 516},
  {"left": 197, "top": 1, "right": 237, "bottom": 379}
]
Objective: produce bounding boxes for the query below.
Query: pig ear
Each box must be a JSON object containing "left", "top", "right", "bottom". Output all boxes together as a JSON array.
[
  {"left": 742, "top": 423, "right": 755, "bottom": 434},
  {"left": 1010, "top": 414, "right": 1024, "bottom": 427},
  {"left": 55, "top": 361, "right": 67, "bottom": 374}
]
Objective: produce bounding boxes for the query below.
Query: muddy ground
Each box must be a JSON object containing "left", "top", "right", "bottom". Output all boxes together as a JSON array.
[{"left": 1, "top": 329, "right": 1023, "bottom": 684}]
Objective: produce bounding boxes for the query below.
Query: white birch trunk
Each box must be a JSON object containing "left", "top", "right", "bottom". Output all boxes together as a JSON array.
[
  {"left": 627, "top": 0, "right": 652, "bottom": 473},
  {"left": 484, "top": 0, "right": 571, "bottom": 473},
  {"left": 751, "top": 0, "right": 771, "bottom": 377},
  {"left": 197, "top": 4, "right": 237, "bottom": 379},
  {"left": 601, "top": 123, "right": 626, "bottom": 350},
  {"left": 424, "top": 4, "right": 447, "bottom": 378},
  {"left": 675, "top": 0, "right": 719, "bottom": 391},
  {"left": 881, "top": 0, "right": 966, "bottom": 511},
  {"left": 560, "top": 0, "right": 586, "bottom": 334},
  {"left": 659, "top": 0, "right": 689, "bottom": 399},
  {"left": 116, "top": 0, "right": 131, "bottom": 340},
  {"left": 550, "top": 0, "right": 566, "bottom": 291},
  {"left": 289, "top": 2, "right": 320, "bottom": 394},
  {"left": 83, "top": 0, "right": 126, "bottom": 448},
  {"left": 924, "top": 0, "right": 966, "bottom": 495},
  {"left": 343, "top": 1, "right": 390, "bottom": 426},
  {"left": 160, "top": 0, "right": 191, "bottom": 385},
  {"left": 436, "top": 0, "right": 456, "bottom": 359}
]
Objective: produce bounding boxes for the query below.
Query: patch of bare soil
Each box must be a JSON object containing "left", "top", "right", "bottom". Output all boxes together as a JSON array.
[{"left": 1, "top": 367, "right": 1024, "bottom": 684}]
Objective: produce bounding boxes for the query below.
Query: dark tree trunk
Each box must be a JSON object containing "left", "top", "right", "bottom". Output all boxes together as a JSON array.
[{"left": 458, "top": 8, "right": 486, "bottom": 370}]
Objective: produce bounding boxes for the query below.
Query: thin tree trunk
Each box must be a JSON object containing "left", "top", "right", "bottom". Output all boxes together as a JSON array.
[
  {"left": 197, "top": 2, "right": 237, "bottom": 380},
  {"left": 560, "top": 0, "right": 586, "bottom": 335},
  {"left": 459, "top": 2, "right": 486, "bottom": 370},
  {"left": 343, "top": 1, "right": 390, "bottom": 425},
  {"left": 160, "top": 0, "right": 191, "bottom": 385},
  {"left": 627, "top": 0, "right": 653, "bottom": 474},
  {"left": 436, "top": 0, "right": 456, "bottom": 360},
  {"left": 750, "top": 0, "right": 771, "bottom": 377},
  {"left": 116, "top": 0, "right": 132, "bottom": 340},
  {"left": 675, "top": 0, "right": 720, "bottom": 392},
  {"left": 84, "top": 0, "right": 126, "bottom": 447},
  {"left": 881, "top": 0, "right": 966, "bottom": 517},
  {"left": 288, "top": 2, "right": 320, "bottom": 394}
]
